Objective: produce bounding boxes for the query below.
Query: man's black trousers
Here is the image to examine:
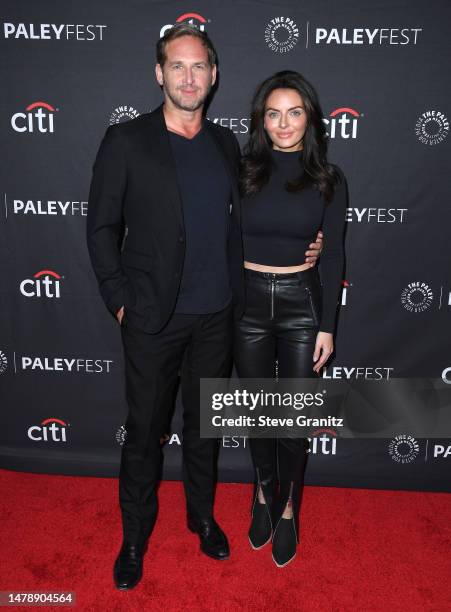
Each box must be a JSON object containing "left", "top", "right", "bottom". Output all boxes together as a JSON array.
[{"left": 119, "top": 304, "right": 233, "bottom": 546}]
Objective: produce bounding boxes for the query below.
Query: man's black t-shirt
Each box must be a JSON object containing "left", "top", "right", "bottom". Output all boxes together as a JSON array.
[{"left": 168, "top": 126, "right": 232, "bottom": 314}]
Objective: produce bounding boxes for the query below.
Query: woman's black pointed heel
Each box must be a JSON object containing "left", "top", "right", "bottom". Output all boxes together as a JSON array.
[
  {"left": 272, "top": 480, "right": 300, "bottom": 567},
  {"left": 248, "top": 467, "right": 276, "bottom": 550}
]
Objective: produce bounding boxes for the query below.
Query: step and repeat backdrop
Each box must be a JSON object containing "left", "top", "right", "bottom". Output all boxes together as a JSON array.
[{"left": 1, "top": 1, "right": 450, "bottom": 491}]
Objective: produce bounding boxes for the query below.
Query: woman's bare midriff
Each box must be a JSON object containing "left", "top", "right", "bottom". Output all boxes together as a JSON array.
[{"left": 244, "top": 261, "right": 311, "bottom": 273}]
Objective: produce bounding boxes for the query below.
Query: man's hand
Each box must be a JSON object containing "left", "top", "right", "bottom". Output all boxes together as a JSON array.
[
  {"left": 305, "top": 230, "right": 323, "bottom": 267},
  {"left": 116, "top": 305, "right": 125, "bottom": 325}
]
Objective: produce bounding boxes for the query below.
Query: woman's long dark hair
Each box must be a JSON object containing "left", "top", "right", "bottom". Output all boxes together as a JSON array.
[{"left": 240, "top": 71, "right": 339, "bottom": 201}]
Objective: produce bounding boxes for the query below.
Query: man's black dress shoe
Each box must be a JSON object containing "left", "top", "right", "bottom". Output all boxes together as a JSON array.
[
  {"left": 187, "top": 517, "right": 230, "bottom": 560},
  {"left": 113, "top": 542, "right": 146, "bottom": 590}
]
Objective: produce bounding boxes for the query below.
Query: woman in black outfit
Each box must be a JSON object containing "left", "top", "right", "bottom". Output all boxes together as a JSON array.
[{"left": 235, "top": 71, "right": 347, "bottom": 567}]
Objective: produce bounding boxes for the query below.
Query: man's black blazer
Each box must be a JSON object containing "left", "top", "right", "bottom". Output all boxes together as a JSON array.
[{"left": 86, "top": 104, "right": 245, "bottom": 334}]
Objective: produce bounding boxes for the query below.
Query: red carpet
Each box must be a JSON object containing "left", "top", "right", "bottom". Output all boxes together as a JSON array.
[{"left": 1, "top": 469, "right": 450, "bottom": 611}]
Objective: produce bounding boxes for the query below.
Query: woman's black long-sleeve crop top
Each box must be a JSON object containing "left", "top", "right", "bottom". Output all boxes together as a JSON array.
[{"left": 241, "top": 149, "right": 347, "bottom": 333}]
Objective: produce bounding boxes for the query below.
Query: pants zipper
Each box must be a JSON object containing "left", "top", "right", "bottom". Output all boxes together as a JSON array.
[
  {"left": 305, "top": 286, "right": 319, "bottom": 326},
  {"left": 251, "top": 467, "right": 261, "bottom": 517},
  {"left": 270, "top": 277, "right": 275, "bottom": 320},
  {"left": 273, "top": 480, "right": 295, "bottom": 537},
  {"left": 287, "top": 481, "right": 298, "bottom": 542},
  {"left": 254, "top": 467, "right": 273, "bottom": 528},
  {"left": 288, "top": 481, "right": 294, "bottom": 503}
]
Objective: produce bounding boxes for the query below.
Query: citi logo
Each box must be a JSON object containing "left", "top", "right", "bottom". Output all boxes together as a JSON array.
[
  {"left": 324, "top": 107, "right": 360, "bottom": 139},
  {"left": 11, "top": 101, "right": 57, "bottom": 133},
  {"left": 28, "top": 417, "right": 69, "bottom": 442},
  {"left": 341, "top": 280, "right": 352, "bottom": 306},
  {"left": 308, "top": 429, "right": 337, "bottom": 455},
  {"left": 20, "top": 269, "right": 63, "bottom": 298},
  {"left": 160, "top": 12, "right": 208, "bottom": 38}
]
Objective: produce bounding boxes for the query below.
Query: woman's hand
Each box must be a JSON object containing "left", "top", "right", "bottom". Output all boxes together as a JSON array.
[{"left": 313, "top": 331, "right": 333, "bottom": 373}]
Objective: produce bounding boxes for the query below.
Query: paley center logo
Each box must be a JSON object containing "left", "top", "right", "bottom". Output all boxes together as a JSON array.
[
  {"left": 208, "top": 117, "right": 250, "bottom": 135},
  {"left": 160, "top": 12, "right": 209, "bottom": 38},
  {"left": 346, "top": 207, "right": 407, "bottom": 224},
  {"left": 222, "top": 436, "right": 247, "bottom": 448},
  {"left": 415, "top": 110, "right": 449, "bottom": 146},
  {"left": 5, "top": 194, "right": 87, "bottom": 217},
  {"left": 116, "top": 425, "right": 127, "bottom": 446},
  {"left": 19, "top": 354, "right": 113, "bottom": 373},
  {"left": 401, "top": 281, "right": 433, "bottom": 313},
  {"left": 322, "top": 366, "right": 394, "bottom": 380},
  {"left": 109, "top": 105, "right": 140, "bottom": 125},
  {"left": 11, "top": 101, "right": 57, "bottom": 133},
  {"left": 264, "top": 16, "right": 299, "bottom": 53},
  {"left": 28, "top": 417, "right": 69, "bottom": 442},
  {"left": 0, "top": 350, "right": 7, "bottom": 374},
  {"left": 20, "top": 269, "right": 63, "bottom": 299},
  {"left": 442, "top": 367, "right": 451, "bottom": 385},
  {"left": 324, "top": 107, "right": 361, "bottom": 139},
  {"left": 432, "top": 443, "right": 451, "bottom": 459},
  {"left": 3, "top": 23, "right": 106, "bottom": 41},
  {"left": 388, "top": 434, "right": 420, "bottom": 464},
  {"left": 115, "top": 426, "right": 179, "bottom": 446},
  {"left": 315, "top": 27, "right": 422, "bottom": 46}
]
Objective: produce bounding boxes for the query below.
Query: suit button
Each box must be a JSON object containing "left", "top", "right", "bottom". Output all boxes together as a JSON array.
[{"left": 179, "top": 236, "right": 184, "bottom": 243}]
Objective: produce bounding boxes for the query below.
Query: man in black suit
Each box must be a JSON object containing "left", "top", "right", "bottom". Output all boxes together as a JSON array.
[{"left": 87, "top": 25, "right": 321, "bottom": 590}]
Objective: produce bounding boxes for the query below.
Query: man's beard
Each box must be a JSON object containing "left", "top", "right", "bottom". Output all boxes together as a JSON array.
[{"left": 163, "top": 81, "right": 211, "bottom": 112}]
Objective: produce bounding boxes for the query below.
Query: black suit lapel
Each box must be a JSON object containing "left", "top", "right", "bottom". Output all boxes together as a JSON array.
[{"left": 142, "top": 105, "right": 185, "bottom": 227}]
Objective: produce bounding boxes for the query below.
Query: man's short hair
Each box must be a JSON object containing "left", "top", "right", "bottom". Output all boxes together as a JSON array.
[{"left": 156, "top": 24, "right": 218, "bottom": 67}]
